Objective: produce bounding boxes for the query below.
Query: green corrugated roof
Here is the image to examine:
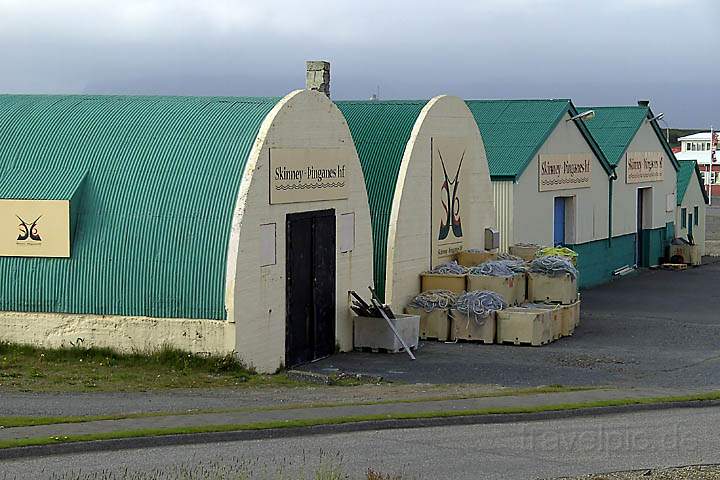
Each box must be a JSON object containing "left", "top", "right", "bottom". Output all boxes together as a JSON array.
[
  {"left": 335, "top": 100, "right": 428, "bottom": 299},
  {"left": 676, "top": 160, "right": 708, "bottom": 205},
  {"left": 579, "top": 105, "right": 680, "bottom": 171},
  {"left": 465, "top": 100, "right": 572, "bottom": 178},
  {"left": 576, "top": 106, "right": 648, "bottom": 166},
  {"left": 0, "top": 94, "right": 279, "bottom": 319}
]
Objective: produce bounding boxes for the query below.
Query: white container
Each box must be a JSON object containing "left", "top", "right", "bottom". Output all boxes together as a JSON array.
[
  {"left": 420, "top": 273, "right": 467, "bottom": 293},
  {"left": 450, "top": 310, "right": 496, "bottom": 344},
  {"left": 559, "top": 300, "right": 581, "bottom": 336},
  {"left": 353, "top": 313, "right": 420, "bottom": 353},
  {"left": 405, "top": 307, "right": 451, "bottom": 341},
  {"left": 527, "top": 272, "right": 578, "bottom": 305},
  {"left": 528, "top": 303, "right": 562, "bottom": 340},
  {"left": 496, "top": 307, "right": 552, "bottom": 346},
  {"left": 467, "top": 273, "right": 526, "bottom": 306}
]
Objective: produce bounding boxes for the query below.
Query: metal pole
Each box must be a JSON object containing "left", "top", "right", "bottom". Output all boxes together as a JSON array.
[
  {"left": 370, "top": 297, "right": 416, "bottom": 360},
  {"left": 710, "top": 126, "right": 715, "bottom": 206}
]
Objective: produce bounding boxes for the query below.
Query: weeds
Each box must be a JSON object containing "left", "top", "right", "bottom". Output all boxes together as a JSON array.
[
  {"left": 0, "top": 452, "right": 407, "bottom": 480},
  {"left": 0, "top": 341, "right": 296, "bottom": 392}
]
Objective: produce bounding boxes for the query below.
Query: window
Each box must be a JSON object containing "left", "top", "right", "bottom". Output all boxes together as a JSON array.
[
  {"left": 708, "top": 143, "right": 712, "bottom": 150},
  {"left": 259, "top": 223, "right": 277, "bottom": 266},
  {"left": 694, "top": 206, "right": 699, "bottom": 226},
  {"left": 681, "top": 208, "right": 687, "bottom": 228}
]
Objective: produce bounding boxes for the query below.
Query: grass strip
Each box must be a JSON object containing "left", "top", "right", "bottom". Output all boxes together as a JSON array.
[
  {"left": 2, "top": 391, "right": 720, "bottom": 450},
  {"left": 0, "top": 385, "right": 598, "bottom": 428}
]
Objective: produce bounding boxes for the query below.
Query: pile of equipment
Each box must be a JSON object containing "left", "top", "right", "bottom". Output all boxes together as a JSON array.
[{"left": 409, "top": 245, "right": 581, "bottom": 347}]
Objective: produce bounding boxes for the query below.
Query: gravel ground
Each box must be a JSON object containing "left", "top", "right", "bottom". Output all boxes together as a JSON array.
[
  {"left": 706, "top": 202, "right": 720, "bottom": 240},
  {"left": 554, "top": 465, "right": 720, "bottom": 479},
  {"left": 303, "top": 262, "right": 720, "bottom": 388}
]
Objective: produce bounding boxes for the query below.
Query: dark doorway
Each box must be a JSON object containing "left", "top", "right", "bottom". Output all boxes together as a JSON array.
[
  {"left": 554, "top": 197, "right": 566, "bottom": 246},
  {"left": 285, "top": 209, "right": 336, "bottom": 367},
  {"left": 636, "top": 188, "right": 652, "bottom": 266}
]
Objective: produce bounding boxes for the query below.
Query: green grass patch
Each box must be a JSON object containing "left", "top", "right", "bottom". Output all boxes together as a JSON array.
[
  {"left": 0, "top": 341, "right": 302, "bottom": 392},
  {"left": 2, "top": 391, "right": 720, "bottom": 451}
]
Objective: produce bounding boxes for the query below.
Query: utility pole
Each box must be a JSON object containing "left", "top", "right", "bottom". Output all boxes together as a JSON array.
[{"left": 711, "top": 126, "right": 717, "bottom": 205}]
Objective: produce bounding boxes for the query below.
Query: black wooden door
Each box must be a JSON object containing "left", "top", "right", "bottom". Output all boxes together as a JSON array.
[{"left": 286, "top": 209, "right": 336, "bottom": 367}]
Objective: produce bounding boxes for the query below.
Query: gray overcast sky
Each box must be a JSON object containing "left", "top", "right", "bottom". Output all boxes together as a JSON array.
[{"left": 1, "top": 0, "right": 717, "bottom": 127}]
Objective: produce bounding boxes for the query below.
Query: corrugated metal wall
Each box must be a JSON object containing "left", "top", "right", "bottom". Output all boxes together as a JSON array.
[
  {"left": 0, "top": 95, "right": 279, "bottom": 320},
  {"left": 335, "top": 101, "right": 427, "bottom": 301},
  {"left": 492, "top": 180, "right": 514, "bottom": 252}
]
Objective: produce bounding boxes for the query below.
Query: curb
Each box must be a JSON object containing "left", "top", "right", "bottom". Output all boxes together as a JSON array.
[{"left": 2, "top": 398, "right": 720, "bottom": 461}]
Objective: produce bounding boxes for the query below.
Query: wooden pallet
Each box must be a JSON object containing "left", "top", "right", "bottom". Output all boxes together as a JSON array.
[
  {"left": 355, "top": 345, "right": 417, "bottom": 354},
  {"left": 661, "top": 263, "right": 688, "bottom": 271},
  {"left": 499, "top": 338, "right": 551, "bottom": 347},
  {"left": 453, "top": 337, "right": 494, "bottom": 345}
]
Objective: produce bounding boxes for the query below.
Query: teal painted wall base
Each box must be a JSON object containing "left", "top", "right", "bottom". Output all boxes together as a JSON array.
[
  {"left": 639, "top": 222, "right": 674, "bottom": 267},
  {"left": 569, "top": 234, "right": 636, "bottom": 289},
  {"left": 569, "top": 222, "right": 673, "bottom": 288}
]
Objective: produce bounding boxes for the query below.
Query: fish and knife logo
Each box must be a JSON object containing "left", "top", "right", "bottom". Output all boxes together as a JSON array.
[
  {"left": 16, "top": 215, "right": 42, "bottom": 242},
  {"left": 437, "top": 149, "right": 464, "bottom": 241}
]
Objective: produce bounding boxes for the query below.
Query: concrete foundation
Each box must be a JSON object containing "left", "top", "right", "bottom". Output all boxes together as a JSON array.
[{"left": 0, "top": 311, "right": 232, "bottom": 356}]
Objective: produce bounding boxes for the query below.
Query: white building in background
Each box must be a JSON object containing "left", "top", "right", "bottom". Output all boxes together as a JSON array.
[{"left": 675, "top": 131, "right": 720, "bottom": 195}]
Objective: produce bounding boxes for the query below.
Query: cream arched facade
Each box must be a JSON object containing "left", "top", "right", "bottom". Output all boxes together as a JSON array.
[
  {"left": 338, "top": 95, "right": 496, "bottom": 310},
  {"left": 228, "top": 90, "right": 373, "bottom": 372},
  {"left": 0, "top": 90, "right": 373, "bottom": 374}
]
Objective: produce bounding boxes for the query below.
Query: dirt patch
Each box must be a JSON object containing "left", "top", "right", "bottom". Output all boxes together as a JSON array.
[{"left": 553, "top": 465, "right": 720, "bottom": 479}]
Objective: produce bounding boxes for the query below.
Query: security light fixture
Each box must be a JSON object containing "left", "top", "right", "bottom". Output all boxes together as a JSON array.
[
  {"left": 567, "top": 110, "right": 595, "bottom": 122},
  {"left": 648, "top": 113, "right": 664, "bottom": 122}
]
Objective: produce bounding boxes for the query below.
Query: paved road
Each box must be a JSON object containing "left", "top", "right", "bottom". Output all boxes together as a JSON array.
[
  {"left": 2, "top": 406, "right": 719, "bottom": 479},
  {"left": 304, "top": 262, "right": 720, "bottom": 388}
]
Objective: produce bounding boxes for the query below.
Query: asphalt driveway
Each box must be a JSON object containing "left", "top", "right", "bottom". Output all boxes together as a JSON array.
[{"left": 302, "top": 261, "right": 720, "bottom": 389}]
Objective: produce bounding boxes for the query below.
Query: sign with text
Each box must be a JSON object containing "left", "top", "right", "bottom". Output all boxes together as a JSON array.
[
  {"left": 269, "top": 148, "right": 349, "bottom": 204},
  {"left": 626, "top": 152, "right": 664, "bottom": 184},
  {"left": 431, "top": 137, "right": 466, "bottom": 266},
  {"left": 538, "top": 154, "right": 592, "bottom": 192},
  {"left": 0, "top": 199, "right": 70, "bottom": 257}
]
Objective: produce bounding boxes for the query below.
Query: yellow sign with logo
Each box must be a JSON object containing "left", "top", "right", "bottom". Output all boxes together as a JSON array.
[
  {"left": 0, "top": 200, "right": 71, "bottom": 257},
  {"left": 626, "top": 152, "right": 664, "bottom": 184},
  {"left": 269, "top": 148, "right": 349, "bottom": 204},
  {"left": 431, "top": 137, "right": 466, "bottom": 266},
  {"left": 538, "top": 154, "right": 592, "bottom": 192}
]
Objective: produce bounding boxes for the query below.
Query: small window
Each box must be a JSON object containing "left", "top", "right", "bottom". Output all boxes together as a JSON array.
[
  {"left": 339, "top": 212, "right": 355, "bottom": 253},
  {"left": 694, "top": 206, "right": 699, "bottom": 226},
  {"left": 259, "top": 223, "right": 277, "bottom": 266},
  {"left": 681, "top": 208, "right": 687, "bottom": 228}
]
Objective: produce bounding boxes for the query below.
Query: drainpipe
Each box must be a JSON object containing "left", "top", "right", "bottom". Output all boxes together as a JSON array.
[{"left": 608, "top": 165, "right": 617, "bottom": 246}]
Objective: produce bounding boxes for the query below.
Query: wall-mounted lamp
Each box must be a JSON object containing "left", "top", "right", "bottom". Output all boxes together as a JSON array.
[
  {"left": 567, "top": 110, "right": 595, "bottom": 122},
  {"left": 648, "top": 113, "right": 664, "bottom": 122}
]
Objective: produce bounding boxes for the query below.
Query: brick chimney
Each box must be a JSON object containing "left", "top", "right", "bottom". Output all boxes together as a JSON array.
[{"left": 306, "top": 61, "right": 330, "bottom": 98}]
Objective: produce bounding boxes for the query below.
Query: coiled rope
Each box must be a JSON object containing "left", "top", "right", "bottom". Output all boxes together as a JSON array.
[
  {"left": 455, "top": 290, "right": 506, "bottom": 325},
  {"left": 468, "top": 260, "right": 527, "bottom": 277},
  {"left": 407, "top": 290, "right": 457, "bottom": 312},
  {"left": 498, "top": 252, "right": 524, "bottom": 262},
  {"left": 529, "top": 255, "right": 579, "bottom": 279},
  {"left": 427, "top": 261, "right": 467, "bottom": 275}
]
